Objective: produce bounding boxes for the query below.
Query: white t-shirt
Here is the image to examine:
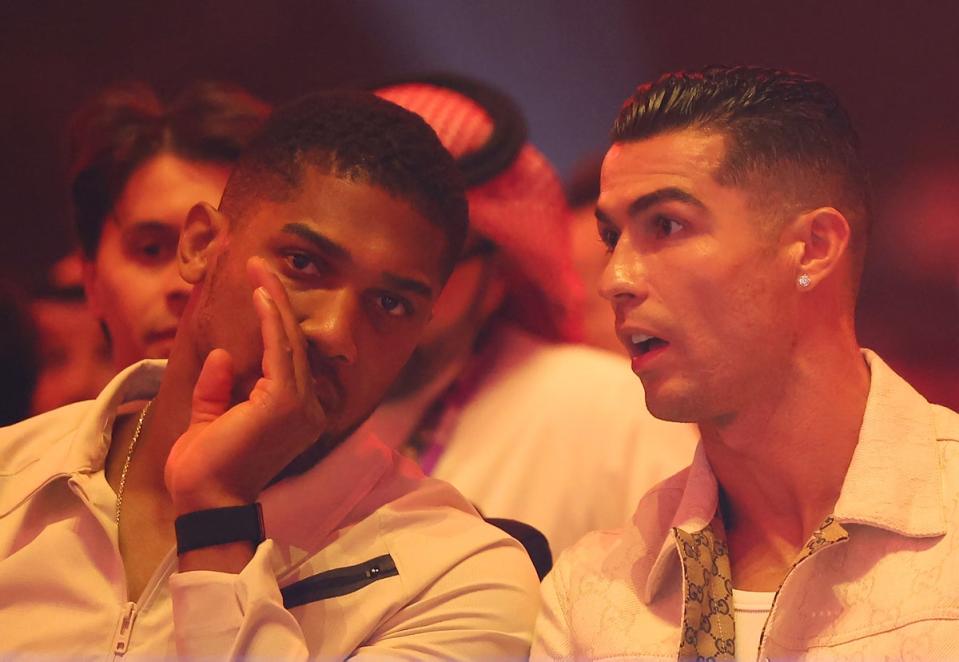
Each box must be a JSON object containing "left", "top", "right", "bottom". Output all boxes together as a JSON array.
[{"left": 732, "top": 589, "right": 775, "bottom": 662}]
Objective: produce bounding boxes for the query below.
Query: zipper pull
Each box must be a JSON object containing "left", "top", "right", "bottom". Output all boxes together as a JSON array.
[{"left": 113, "top": 601, "right": 137, "bottom": 655}]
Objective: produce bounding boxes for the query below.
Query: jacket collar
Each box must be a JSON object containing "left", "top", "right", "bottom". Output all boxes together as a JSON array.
[
  {"left": 632, "top": 442, "right": 717, "bottom": 603},
  {"left": 0, "top": 360, "right": 164, "bottom": 518},
  {"left": 635, "top": 349, "right": 945, "bottom": 602},
  {"left": 832, "top": 350, "right": 945, "bottom": 536}
]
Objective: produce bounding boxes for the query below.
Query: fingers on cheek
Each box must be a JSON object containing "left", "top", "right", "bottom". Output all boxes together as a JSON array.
[{"left": 254, "top": 287, "right": 276, "bottom": 318}]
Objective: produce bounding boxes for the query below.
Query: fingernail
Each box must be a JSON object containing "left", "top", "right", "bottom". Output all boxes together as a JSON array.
[{"left": 256, "top": 286, "right": 273, "bottom": 303}]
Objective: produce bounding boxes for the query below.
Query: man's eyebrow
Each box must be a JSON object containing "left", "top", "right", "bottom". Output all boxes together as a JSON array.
[
  {"left": 627, "top": 187, "right": 706, "bottom": 216},
  {"left": 595, "top": 187, "right": 706, "bottom": 225},
  {"left": 383, "top": 273, "right": 433, "bottom": 299},
  {"left": 120, "top": 219, "right": 179, "bottom": 232},
  {"left": 282, "top": 222, "right": 351, "bottom": 261}
]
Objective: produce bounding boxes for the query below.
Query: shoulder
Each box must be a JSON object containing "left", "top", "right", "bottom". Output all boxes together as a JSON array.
[
  {"left": 933, "top": 404, "right": 959, "bottom": 488},
  {"left": 376, "top": 477, "right": 539, "bottom": 580},
  {"left": 537, "top": 525, "right": 635, "bottom": 657},
  {"left": 557, "top": 465, "right": 689, "bottom": 573},
  {"left": 933, "top": 403, "right": 959, "bottom": 444},
  {"left": 0, "top": 401, "right": 91, "bottom": 475},
  {"left": 367, "top": 477, "right": 541, "bottom": 658},
  {"left": 551, "top": 527, "right": 628, "bottom": 584}
]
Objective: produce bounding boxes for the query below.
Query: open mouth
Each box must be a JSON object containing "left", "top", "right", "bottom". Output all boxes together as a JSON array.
[{"left": 630, "top": 333, "right": 668, "bottom": 356}]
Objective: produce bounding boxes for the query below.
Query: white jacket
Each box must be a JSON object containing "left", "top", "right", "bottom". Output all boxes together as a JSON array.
[{"left": 0, "top": 361, "right": 540, "bottom": 660}]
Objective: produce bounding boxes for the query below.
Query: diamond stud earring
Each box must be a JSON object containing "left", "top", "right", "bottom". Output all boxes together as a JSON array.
[{"left": 797, "top": 273, "right": 811, "bottom": 289}]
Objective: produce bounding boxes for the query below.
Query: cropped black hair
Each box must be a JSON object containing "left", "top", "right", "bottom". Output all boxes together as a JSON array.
[
  {"left": 612, "top": 66, "right": 871, "bottom": 259},
  {"left": 221, "top": 91, "right": 469, "bottom": 278},
  {"left": 69, "top": 81, "right": 270, "bottom": 258}
]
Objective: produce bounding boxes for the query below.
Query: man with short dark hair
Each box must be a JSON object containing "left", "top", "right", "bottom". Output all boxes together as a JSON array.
[
  {"left": 0, "top": 91, "right": 539, "bottom": 659},
  {"left": 533, "top": 66, "right": 959, "bottom": 660}
]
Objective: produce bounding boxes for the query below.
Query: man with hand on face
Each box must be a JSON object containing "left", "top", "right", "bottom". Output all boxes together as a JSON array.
[
  {"left": 0, "top": 92, "right": 539, "bottom": 659},
  {"left": 533, "top": 66, "right": 959, "bottom": 660}
]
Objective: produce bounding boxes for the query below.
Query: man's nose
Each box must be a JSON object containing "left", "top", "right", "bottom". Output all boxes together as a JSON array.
[
  {"left": 598, "top": 234, "right": 649, "bottom": 306},
  {"left": 300, "top": 289, "right": 358, "bottom": 366}
]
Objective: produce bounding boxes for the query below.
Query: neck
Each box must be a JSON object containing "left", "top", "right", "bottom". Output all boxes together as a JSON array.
[
  {"left": 702, "top": 328, "right": 870, "bottom": 547},
  {"left": 110, "top": 337, "right": 205, "bottom": 500}
]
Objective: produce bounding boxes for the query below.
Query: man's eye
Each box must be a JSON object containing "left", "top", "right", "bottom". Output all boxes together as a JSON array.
[
  {"left": 653, "top": 216, "right": 683, "bottom": 238},
  {"left": 598, "top": 227, "right": 620, "bottom": 253},
  {"left": 377, "top": 294, "right": 413, "bottom": 318},
  {"left": 130, "top": 238, "right": 175, "bottom": 264},
  {"left": 141, "top": 243, "right": 162, "bottom": 258},
  {"left": 286, "top": 252, "right": 322, "bottom": 275}
]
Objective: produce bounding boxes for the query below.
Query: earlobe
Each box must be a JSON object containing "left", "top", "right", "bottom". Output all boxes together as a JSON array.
[
  {"left": 794, "top": 207, "right": 851, "bottom": 289},
  {"left": 179, "top": 202, "right": 228, "bottom": 284}
]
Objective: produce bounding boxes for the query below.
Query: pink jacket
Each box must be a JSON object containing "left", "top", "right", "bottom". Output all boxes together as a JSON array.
[{"left": 534, "top": 351, "right": 959, "bottom": 660}]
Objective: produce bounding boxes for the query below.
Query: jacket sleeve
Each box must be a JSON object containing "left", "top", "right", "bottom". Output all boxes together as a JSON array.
[
  {"left": 531, "top": 558, "right": 574, "bottom": 661},
  {"left": 169, "top": 540, "right": 310, "bottom": 660}
]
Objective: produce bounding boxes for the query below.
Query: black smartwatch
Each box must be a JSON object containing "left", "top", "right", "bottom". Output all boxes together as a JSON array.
[{"left": 174, "top": 503, "right": 266, "bottom": 555}]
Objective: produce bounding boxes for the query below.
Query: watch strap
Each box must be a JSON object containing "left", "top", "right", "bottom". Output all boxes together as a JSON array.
[{"left": 174, "top": 503, "right": 265, "bottom": 555}]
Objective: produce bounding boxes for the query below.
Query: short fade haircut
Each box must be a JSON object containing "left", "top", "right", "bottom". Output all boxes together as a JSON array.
[
  {"left": 612, "top": 66, "right": 871, "bottom": 271},
  {"left": 70, "top": 81, "right": 270, "bottom": 259},
  {"left": 220, "top": 91, "right": 469, "bottom": 279}
]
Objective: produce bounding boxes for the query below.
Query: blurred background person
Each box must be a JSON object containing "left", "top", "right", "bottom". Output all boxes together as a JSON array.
[
  {"left": 28, "top": 251, "right": 114, "bottom": 414},
  {"left": 858, "top": 154, "right": 959, "bottom": 410},
  {"left": 360, "top": 74, "right": 698, "bottom": 555},
  {"left": 70, "top": 81, "right": 269, "bottom": 370},
  {"left": 566, "top": 153, "right": 623, "bottom": 356}
]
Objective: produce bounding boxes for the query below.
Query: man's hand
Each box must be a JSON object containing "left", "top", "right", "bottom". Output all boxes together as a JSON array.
[{"left": 164, "top": 256, "right": 327, "bottom": 515}]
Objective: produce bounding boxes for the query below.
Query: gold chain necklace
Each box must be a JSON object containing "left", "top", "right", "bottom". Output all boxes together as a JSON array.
[{"left": 115, "top": 400, "right": 153, "bottom": 526}]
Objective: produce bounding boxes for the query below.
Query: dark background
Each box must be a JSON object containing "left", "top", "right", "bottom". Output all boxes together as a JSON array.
[{"left": 2, "top": 0, "right": 957, "bottom": 403}]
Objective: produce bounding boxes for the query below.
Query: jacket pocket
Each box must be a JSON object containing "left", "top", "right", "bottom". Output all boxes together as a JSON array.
[{"left": 282, "top": 554, "right": 398, "bottom": 608}]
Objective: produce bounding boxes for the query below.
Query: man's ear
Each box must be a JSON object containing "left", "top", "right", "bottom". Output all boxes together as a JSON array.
[
  {"left": 179, "top": 202, "right": 229, "bottom": 284},
  {"left": 789, "top": 207, "right": 852, "bottom": 289}
]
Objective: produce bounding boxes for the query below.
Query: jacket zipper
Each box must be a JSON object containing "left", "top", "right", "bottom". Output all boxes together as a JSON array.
[
  {"left": 282, "top": 554, "right": 398, "bottom": 608},
  {"left": 112, "top": 601, "right": 138, "bottom": 656}
]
